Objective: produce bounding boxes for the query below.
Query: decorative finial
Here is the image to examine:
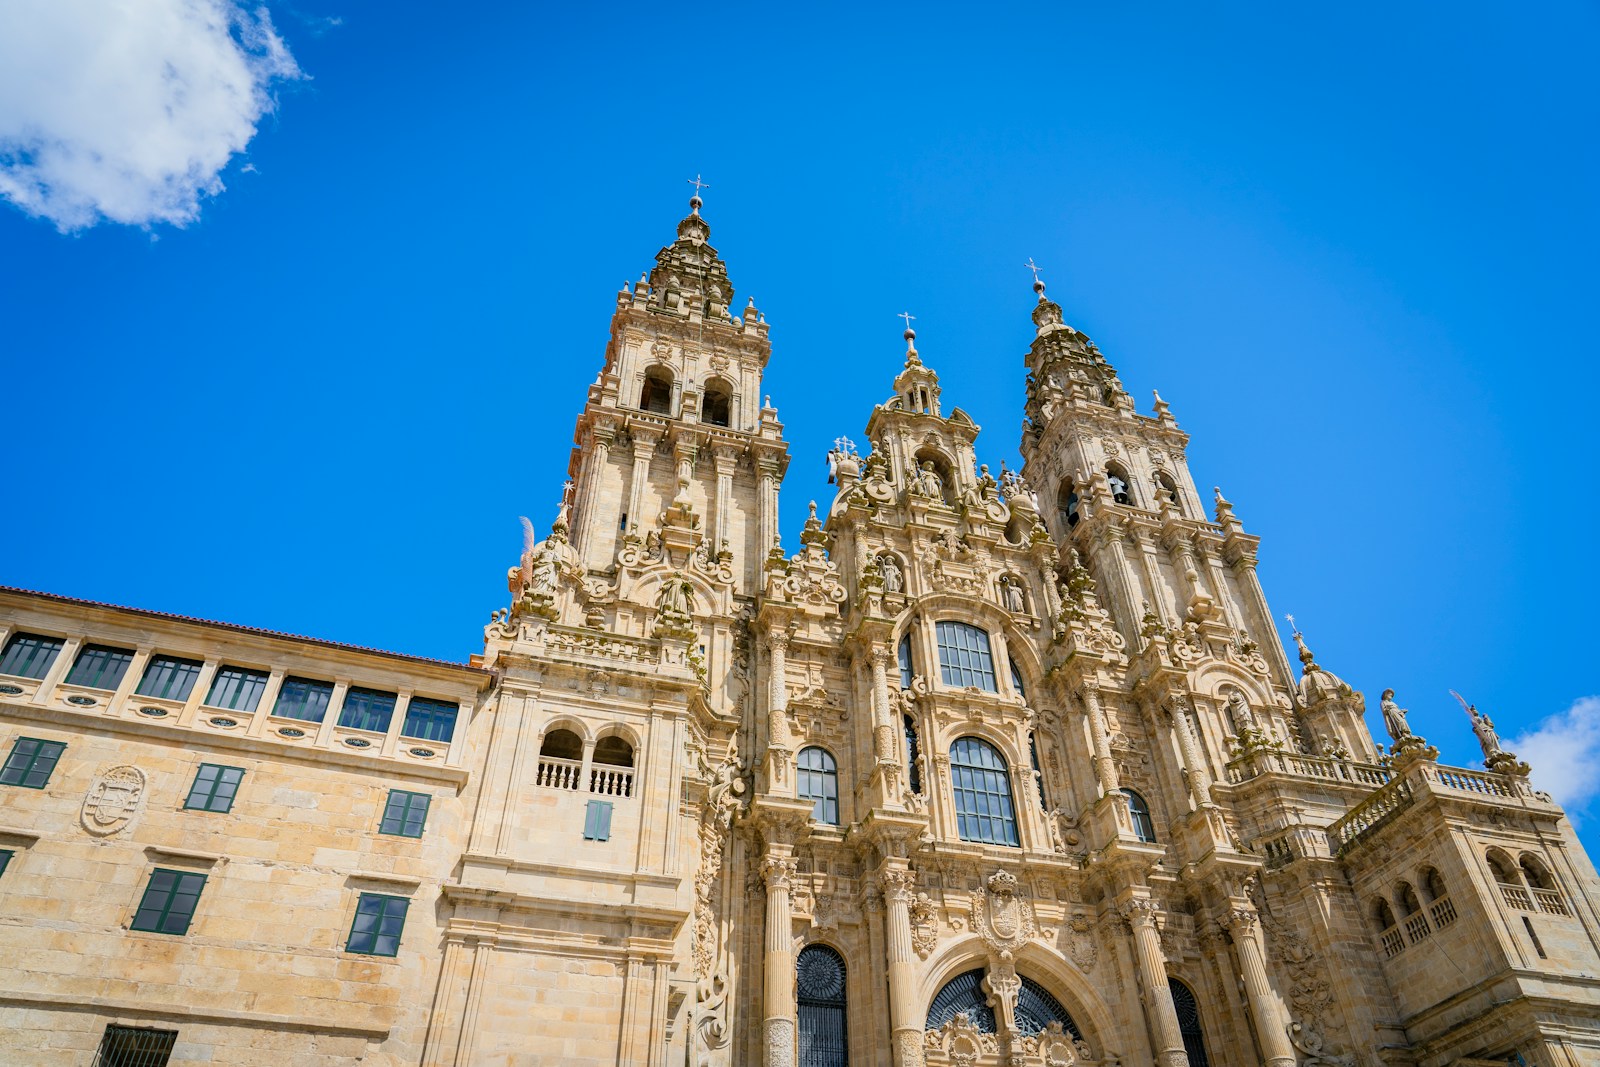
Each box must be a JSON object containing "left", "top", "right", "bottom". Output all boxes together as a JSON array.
[
  {"left": 1025, "top": 257, "right": 1046, "bottom": 298},
  {"left": 1285, "top": 613, "right": 1318, "bottom": 670},
  {"left": 898, "top": 312, "right": 919, "bottom": 364},
  {"left": 808, "top": 500, "right": 818, "bottom": 521},
  {"left": 898, "top": 310, "right": 916, "bottom": 339},
  {"left": 686, "top": 173, "right": 709, "bottom": 213}
]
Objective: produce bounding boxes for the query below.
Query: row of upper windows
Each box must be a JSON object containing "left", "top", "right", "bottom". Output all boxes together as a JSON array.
[
  {"left": 0, "top": 736, "right": 434, "bottom": 837},
  {"left": 1057, "top": 465, "right": 1184, "bottom": 525},
  {"left": 638, "top": 366, "right": 733, "bottom": 427},
  {"left": 0, "top": 632, "right": 460, "bottom": 744}
]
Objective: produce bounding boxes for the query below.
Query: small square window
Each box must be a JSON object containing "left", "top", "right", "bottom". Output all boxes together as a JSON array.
[
  {"left": 183, "top": 764, "right": 245, "bottom": 813},
  {"left": 583, "top": 799, "right": 613, "bottom": 841},
  {"left": 378, "top": 790, "right": 431, "bottom": 837},
  {"left": 0, "top": 737, "right": 67, "bottom": 789},
  {"left": 339, "top": 687, "right": 396, "bottom": 733},
  {"left": 0, "top": 849, "right": 13, "bottom": 878},
  {"left": 65, "top": 644, "right": 134, "bottom": 690},
  {"left": 135, "top": 656, "right": 203, "bottom": 702},
  {"left": 0, "top": 633, "right": 63, "bottom": 680},
  {"left": 130, "top": 868, "right": 207, "bottom": 935},
  {"left": 273, "top": 677, "right": 334, "bottom": 723},
  {"left": 401, "top": 697, "right": 458, "bottom": 743},
  {"left": 205, "top": 667, "right": 268, "bottom": 712},
  {"left": 94, "top": 1024, "right": 177, "bottom": 1066},
  {"left": 347, "top": 892, "right": 408, "bottom": 956}
]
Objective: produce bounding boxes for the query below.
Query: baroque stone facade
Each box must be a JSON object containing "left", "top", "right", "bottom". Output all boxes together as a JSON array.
[{"left": 3, "top": 196, "right": 1599, "bottom": 1066}]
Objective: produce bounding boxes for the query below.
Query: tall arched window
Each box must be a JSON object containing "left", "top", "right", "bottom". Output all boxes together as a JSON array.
[
  {"left": 1124, "top": 788, "right": 1156, "bottom": 843},
  {"left": 1168, "top": 978, "right": 1209, "bottom": 1067},
  {"left": 701, "top": 377, "right": 732, "bottom": 427},
  {"left": 797, "top": 944, "right": 848, "bottom": 1067},
  {"left": 639, "top": 367, "right": 673, "bottom": 414},
  {"left": 1009, "top": 658, "right": 1026, "bottom": 701},
  {"left": 935, "top": 622, "right": 997, "bottom": 691},
  {"left": 949, "top": 738, "right": 1019, "bottom": 846},
  {"left": 798, "top": 747, "right": 839, "bottom": 825},
  {"left": 1058, "top": 480, "right": 1080, "bottom": 529},
  {"left": 903, "top": 714, "right": 922, "bottom": 795},
  {"left": 1106, "top": 463, "right": 1134, "bottom": 506},
  {"left": 1155, "top": 471, "right": 1182, "bottom": 512},
  {"left": 898, "top": 634, "right": 914, "bottom": 689}
]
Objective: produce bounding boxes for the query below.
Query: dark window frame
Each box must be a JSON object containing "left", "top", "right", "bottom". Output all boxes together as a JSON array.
[
  {"left": 797, "top": 745, "right": 840, "bottom": 825},
  {"left": 379, "top": 789, "right": 431, "bottom": 837},
  {"left": 339, "top": 687, "right": 397, "bottom": 733},
  {"left": 205, "top": 666, "right": 269, "bottom": 713},
  {"left": 0, "top": 736, "right": 67, "bottom": 789},
  {"left": 135, "top": 655, "right": 203, "bottom": 702},
  {"left": 401, "top": 697, "right": 458, "bottom": 743},
  {"left": 183, "top": 764, "right": 245, "bottom": 813},
  {"left": 934, "top": 621, "right": 998, "bottom": 692},
  {"left": 0, "top": 632, "right": 63, "bottom": 680},
  {"left": 346, "top": 892, "right": 409, "bottom": 957},
  {"left": 272, "top": 677, "right": 334, "bottom": 723},
  {"left": 130, "top": 868, "right": 207, "bottom": 936},
  {"left": 949, "top": 737, "right": 1020, "bottom": 847},
  {"left": 65, "top": 644, "right": 135, "bottom": 691},
  {"left": 92, "top": 1024, "right": 178, "bottom": 1067}
]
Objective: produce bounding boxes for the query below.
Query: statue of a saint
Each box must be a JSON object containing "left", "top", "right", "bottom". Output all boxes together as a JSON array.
[
  {"left": 1380, "top": 689, "right": 1412, "bottom": 743},
  {"left": 1458, "top": 694, "right": 1505, "bottom": 760},
  {"left": 880, "top": 555, "right": 904, "bottom": 594},
  {"left": 657, "top": 573, "right": 695, "bottom": 617},
  {"left": 913, "top": 461, "right": 943, "bottom": 499},
  {"left": 1224, "top": 691, "right": 1256, "bottom": 732},
  {"left": 1001, "top": 578, "right": 1026, "bottom": 614}
]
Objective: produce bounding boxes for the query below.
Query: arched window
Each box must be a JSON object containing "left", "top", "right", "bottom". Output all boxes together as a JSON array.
[
  {"left": 1519, "top": 855, "right": 1554, "bottom": 892},
  {"left": 1123, "top": 788, "right": 1156, "bottom": 843},
  {"left": 898, "top": 634, "right": 914, "bottom": 689},
  {"left": 797, "top": 944, "right": 848, "bottom": 1067},
  {"left": 1422, "top": 868, "right": 1448, "bottom": 903},
  {"left": 639, "top": 367, "right": 673, "bottom": 415},
  {"left": 591, "top": 734, "right": 635, "bottom": 798},
  {"left": 539, "top": 728, "right": 582, "bottom": 761},
  {"left": 926, "top": 968, "right": 995, "bottom": 1033},
  {"left": 537, "top": 727, "right": 584, "bottom": 790},
  {"left": 1372, "top": 898, "right": 1397, "bottom": 933},
  {"left": 1009, "top": 658, "right": 1026, "bottom": 701},
  {"left": 949, "top": 738, "right": 1019, "bottom": 846},
  {"left": 1015, "top": 976, "right": 1082, "bottom": 1038},
  {"left": 798, "top": 747, "right": 840, "bottom": 825},
  {"left": 903, "top": 714, "right": 922, "bottom": 795},
  {"left": 1058, "top": 480, "right": 1080, "bottom": 529},
  {"left": 1155, "top": 471, "right": 1182, "bottom": 512},
  {"left": 935, "top": 622, "right": 997, "bottom": 691},
  {"left": 1487, "top": 850, "right": 1521, "bottom": 885},
  {"left": 593, "top": 735, "right": 633, "bottom": 767},
  {"left": 1397, "top": 882, "right": 1422, "bottom": 917},
  {"left": 1106, "top": 463, "right": 1134, "bottom": 506},
  {"left": 701, "top": 378, "right": 732, "bottom": 427},
  {"left": 1168, "top": 978, "right": 1210, "bottom": 1067}
]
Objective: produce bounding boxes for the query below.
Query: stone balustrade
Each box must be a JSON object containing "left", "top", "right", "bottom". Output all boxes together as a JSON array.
[{"left": 1225, "top": 748, "right": 1392, "bottom": 787}]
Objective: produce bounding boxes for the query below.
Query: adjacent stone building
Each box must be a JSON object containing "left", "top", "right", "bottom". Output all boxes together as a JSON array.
[{"left": 3, "top": 195, "right": 1598, "bottom": 1066}]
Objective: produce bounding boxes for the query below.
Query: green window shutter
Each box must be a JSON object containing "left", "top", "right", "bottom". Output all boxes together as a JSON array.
[
  {"left": 130, "top": 868, "right": 207, "bottom": 935},
  {"left": 184, "top": 764, "right": 245, "bottom": 813},
  {"left": 584, "top": 800, "right": 613, "bottom": 841},
  {"left": 135, "top": 656, "right": 203, "bottom": 701},
  {"left": 347, "top": 892, "right": 409, "bottom": 956},
  {"left": 65, "top": 645, "right": 134, "bottom": 690},
  {"left": 379, "top": 790, "right": 430, "bottom": 837},
  {"left": 0, "top": 737, "right": 67, "bottom": 789}
]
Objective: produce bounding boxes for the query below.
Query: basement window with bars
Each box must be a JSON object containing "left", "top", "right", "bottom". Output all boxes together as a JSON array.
[
  {"left": 91, "top": 1024, "right": 177, "bottom": 1067},
  {"left": 0, "top": 632, "right": 63, "bottom": 679},
  {"left": 379, "top": 790, "right": 431, "bottom": 837}
]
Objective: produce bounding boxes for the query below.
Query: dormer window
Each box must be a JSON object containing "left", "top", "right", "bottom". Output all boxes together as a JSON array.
[
  {"left": 640, "top": 367, "right": 674, "bottom": 415},
  {"left": 700, "top": 378, "right": 732, "bottom": 427}
]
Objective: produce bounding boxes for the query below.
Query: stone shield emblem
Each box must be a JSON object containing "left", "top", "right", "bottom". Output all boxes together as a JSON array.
[{"left": 81, "top": 765, "right": 146, "bottom": 836}]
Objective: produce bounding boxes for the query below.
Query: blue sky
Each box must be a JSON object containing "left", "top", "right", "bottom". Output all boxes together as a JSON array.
[{"left": 1, "top": 3, "right": 1596, "bottom": 844}]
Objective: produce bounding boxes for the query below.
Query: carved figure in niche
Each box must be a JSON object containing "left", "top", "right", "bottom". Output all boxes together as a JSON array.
[
  {"left": 657, "top": 573, "right": 696, "bottom": 618},
  {"left": 1224, "top": 690, "right": 1255, "bottom": 733},
  {"left": 1000, "top": 577, "right": 1026, "bottom": 614},
  {"left": 1379, "top": 689, "right": 1412, "bottom": 742},
  {"left": 911, "top": 461, "right": 944, "bottom": 499},
  {"left": 880, "top": 554, "right": 904, "bottom": 594}
]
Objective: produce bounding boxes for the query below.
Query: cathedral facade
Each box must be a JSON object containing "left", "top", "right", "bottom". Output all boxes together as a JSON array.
[{"left": 3, "top": 197, "right": 1599, "bottom": 1067}]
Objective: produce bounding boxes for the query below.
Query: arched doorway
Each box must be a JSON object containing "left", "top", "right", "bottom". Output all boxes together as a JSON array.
[
  {"left": 1169, "top": 977, "right": 1209, "bottom": 1067},
  {"left": 797, "top": 944, "right": 848, "bottom": 1066}
]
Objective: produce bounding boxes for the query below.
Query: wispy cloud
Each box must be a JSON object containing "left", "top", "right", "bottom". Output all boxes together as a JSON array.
[
  {"left": 0, "top": 0, "right": 304, "bottom": 231},
  {"left": 1508, "top": 696, "right": 1600, "bottom": 823}
]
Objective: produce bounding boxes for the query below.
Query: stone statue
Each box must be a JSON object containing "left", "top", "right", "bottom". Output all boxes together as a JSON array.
[
  {"left": 1454, "top": 691, "right": 1505, "bottom": 760},
  {"left": 1380, "top": 689, "right": 1412, "bottom": 743},
  {"left": 879, "top": 554, "right": 904, "bottom": 594},
  {"left": 1001, "top": 578, "right": 1026, "bottom": 614},
  {"left": 657, "top": 573, "right": 695, "bottom": 618},
  {"left": 912, "top": 461, "right": 944, "bottom": 499},
  {"left": 1224, "top": 690, "right": 1255, "bottom": 732},
  {"left": 526, "top": 547, "right": 558, "bottom": 595}
]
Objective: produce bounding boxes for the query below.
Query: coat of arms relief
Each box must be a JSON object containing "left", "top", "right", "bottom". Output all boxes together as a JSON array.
[{"left": 80, "top": 765, "right": 146, "bottom": 836}]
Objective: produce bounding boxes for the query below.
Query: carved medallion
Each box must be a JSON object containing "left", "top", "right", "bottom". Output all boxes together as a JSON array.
[
  {"left": 971, "top": 869, "right": 1036, "bottom": 951},
  {"left": 80, "top": 765, "right": 146, "bottom": 836}
]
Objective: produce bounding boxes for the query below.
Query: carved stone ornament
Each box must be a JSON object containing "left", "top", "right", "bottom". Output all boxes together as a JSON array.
[
  {"left": 972, "top": 869, "right": 1036, "bottom": 952},
  {"left": 910, "top": 891, "right": 939, "bottom": 960},
  {"left": 924, "top": 1012, "right": 999, "bottom": 1067},
  {"left": 80, "top": 765, "right": 146, "bottom": 836},
  {"left": 1065, "top": 915, "right": 1097, "bottom": 973}
]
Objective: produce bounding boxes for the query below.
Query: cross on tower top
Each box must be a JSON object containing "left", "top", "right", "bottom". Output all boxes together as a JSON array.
[
  {"left": 897, "top": 311, "right": 916, "bottom": 332},
  {"left": 687, "top": 174, "right": 710, "bottom": 196},
  {"left": 1285, "top": 613, "right": 1298, "bottom": 634},
  {"left": 1025, "top": 258, "right": 1043, "bottom": 283}
]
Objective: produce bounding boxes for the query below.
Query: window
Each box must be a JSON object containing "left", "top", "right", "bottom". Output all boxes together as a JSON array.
[
  {"left": 591, "top": 735, "right": 635, "bottom": 797},
  {"left": 639, "top": 367, "right": 673, "bottom": 414},
  {"left": 339, "top": 687, "right": 396, "bottom": 733},
  {"left": 1015, "top": 976, "right": 1082, "bottom": 1038},
  {"left": 92, "top": 1024, "right": 177, "bottom": 1067},
  {"left": 1155, "top": 471, "right": 1182, "bottom": 511},
  {"left": 1124, "top": 789, "right": 1156, "bottom": 843},
  {"left": 131, "top": 868, "right": 206, "bottom": 935},
  {"left": 1058, "top": 481, "right": 1080, "bottom": 529},
  {"left": 1106, "top": 464, "right": 1134, "bottom": 506},
  {"left": 701, "top": 378, "right": 732, "bottom": 427},
  {"left": 897, "top": 634, "right": 914, "bottom": 689},
  {"left": 1169, "top": 978, "right": 1210, "bottom": 1067},
  {"left": 379, "top": 789, "right": 431, "bottom": 837},
  {"left": 0, "top": 633, "right": 62, "bottom": 679},
  {"left": 402, "top": 697, "right": 458, "bottom": 743},
  {"left": 935, "top": 622, "right": 996, "bottom": 691},
  {"left": 0, "top": 849, "right": 13, "bottom": 877},
  {"left": 798, "top": 746, "right": 839, "bottom": 825},
  {"left": 183, "top": 764, "right": 244, "bottom": 813},
  {"left": 903, "top": 714, "right": 922, "bottom": 795},
  {"left": 796, "top": 944, "right": 848, "bottom": 1067},
  {"left": 346, "top": 892, "right": 408, "bottom": 956},
  {"left": 927, "top": 968, "right": 995, "bottom": 1033},
  {"left": 66, "top": 645, "right": 134, "bottom": 690},
  {"left": 1010, "top": 658, "right": 1026, "bottom": 700},
  {"left": 583, "top": 799, "right": 613, "bottom": 841},
  {"left": 135, "top": 656, "right": 203, "bottom": 701},
  {"left": 205, "top": 666, "right": 268, "bottom": 712},
  {"left": 0, "top": 736, "right": 66, "bottom": 788},
  {"left": 273, "top": 677, "right": 333, "bottom": 723},
  {"left": 949, "top": 737, "right": 1019, "bottom": 846}
]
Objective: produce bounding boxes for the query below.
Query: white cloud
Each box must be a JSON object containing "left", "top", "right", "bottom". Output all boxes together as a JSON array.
[
  {"left": 0, "top": 0, "right": 302, "bottom": 231},
  {"left": 1508, "top": 696, "right": 1600, "bottom": 821}
]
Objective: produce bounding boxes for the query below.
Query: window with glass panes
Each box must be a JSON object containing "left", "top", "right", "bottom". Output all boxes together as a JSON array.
[
  {"left": 1124, "top": 789, "right": 1156, "bottom": 843},
  {"left": 378, "top": 790, "right": 430, "bottom": 837},
  {"left": 0, "top": 633, "right": 62, "bottom": 679},
  {"left": 0, "top": 737, "right": 66, "bottom": 788},
  {"left": 949, "top": 737, "right": 1020, "bottom": 846},
  {"left": 135, "top": 656, "right": 202, "bottom": 701},
  {"left": 0, "top": 849, "right": 13, "bottom": 877},
  {"left": 401, "top": 697, "right": 457, "bottom": 743},
  {"left": 347, "top": 892, "right": 408, "bottom": 956},
  {"left": 65, "top": 645, "right": 134, "bottom": 690},
  {"left": 183, "top": 764, "right": 244, "bottom": 813},
  {"left": 273, "top": 677, "right": 333, "bottom": 722},
  {"left": 898, "top": 633, "right": 914, "bottom": 688},
  {"left": 339, "top": 687, "right": 396, "bottom": 733},
  {"left": 130, "top": 868, "right": 207, "bottom": 935},
  {"left": 934, "top": 622, "right": 997, "bottom": 691},
  {"left": 205, "top": 667, "right": 267, "bottom": 712},
  {"left": 797, "top": 746, "right": 840, "bottom": 824}
]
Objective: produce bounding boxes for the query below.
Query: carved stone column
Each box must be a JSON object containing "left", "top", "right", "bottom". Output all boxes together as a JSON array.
[
  {"left": 1121, "top": 898, "right": 1188, "bottom": 1067},
  {"left": 879, "top": 866, "right": 924, "bottom": 1067},
  {"left": 627, "top": 430, "right": 659, "bottom": 535},
  {"left": 574, "top": 420, "right": 615, "bottom": 559},
  {"left": 1227, "top": 906, "right": 1296, "bottom": 1067},
  {"left": 713, "top": 445, "right": 739, "bottom": 554},
  {"left": 766, "top": 628, "right": 792, "bottom": 792},
  {"left": 1081, "top": 682, "right": 1120, "bottom": 797},
  {"left": 871, "top": 647, "right": 897, "bottom": 764},
  {"left": 762, "top": 853, "right": 800, "bottom": 1067},
  {"left": 1166, "top": 695, "right": 1213, "bottom": 808}
]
